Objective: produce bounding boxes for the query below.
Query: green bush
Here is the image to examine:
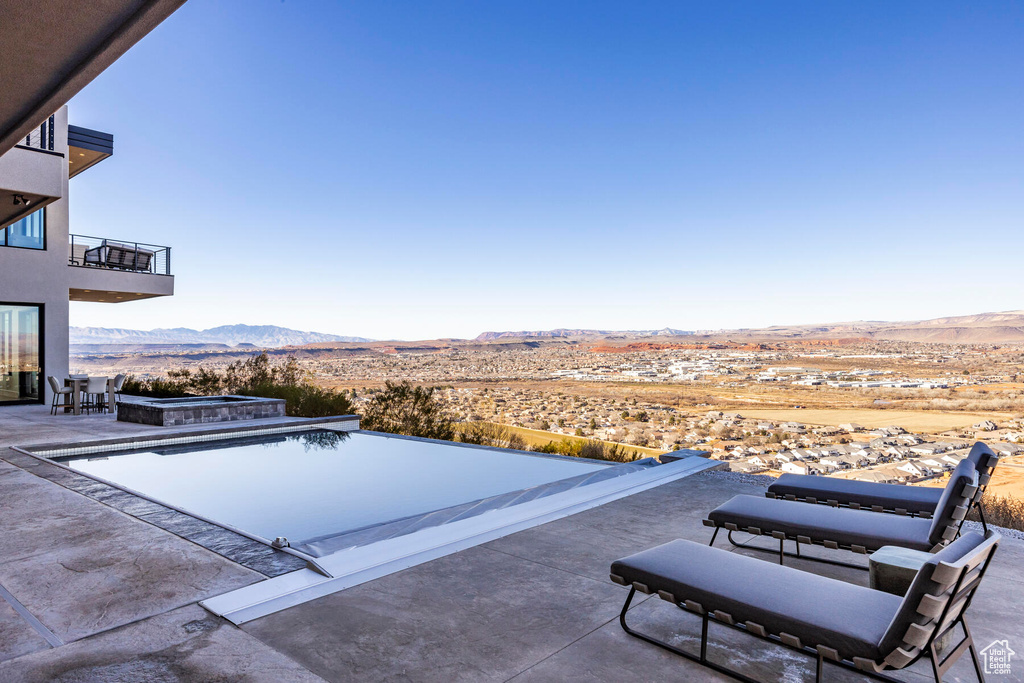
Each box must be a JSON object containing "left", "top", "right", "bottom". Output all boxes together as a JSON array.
[
  {"left": 120, "top": 352, "right": 352, "bottom": 418},
  {"left": 120, "top": 375, "right": 191, "bottom": 398},
  {"left": 239, "top": 382, "right": 352, "bottom": 418},
  {"left": 458, "top": 422, "right": 526, "bottom": 450},
  {"left": 360, "top": 380, "right": 454, "bottom": 440},
  {"left": 532, "top": 438, "right": 639, "bottom": 463}
]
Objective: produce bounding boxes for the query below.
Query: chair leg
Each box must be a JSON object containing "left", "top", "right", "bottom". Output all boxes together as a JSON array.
[
  {"left": 700, "top": 611, "right": 709, "bottom": 662},
  {"left": 930, "top": 649, "right": 942, "bottom": 682},
  {"left": 709, "top": 527, "right": 720, "bottom": 547},
  {"left": 977, "top": 503, "right": 988, "bottom": 534},
  {"left": 816, "top": 652, "right": 824, "bottom": 683},
  {"left": 963, "top": 618, "right": 986, "bottom": 683}
]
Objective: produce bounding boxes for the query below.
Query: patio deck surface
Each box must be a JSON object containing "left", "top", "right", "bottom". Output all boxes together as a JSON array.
[{"left": 0, "top": 403, "right": 1020, "bottom": 682}]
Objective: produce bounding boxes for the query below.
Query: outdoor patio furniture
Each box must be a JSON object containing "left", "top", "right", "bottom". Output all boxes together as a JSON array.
[
  {"left": 83, "top": 240, "right": 154, "bottom": 272},
  {"left": 47, "top": 375, "right": 72, "bottom": 415},
  {"left": 765, "top": 443, "right": 998, "bottom": 524},
  {"left": 610, "top": 530, "right": 1000, "bottom": 683},
  {"left": 112, "top": 373, "right": 127, "bottom": 407},
  {"left": 83, "top": 376, "right": 109, "bottom": 414},
  {"left": 869, "top": 545, "right": 935, "bottom": 595},
  {"left": 704, "top": 459, "right": 979, "bottom": 567}
]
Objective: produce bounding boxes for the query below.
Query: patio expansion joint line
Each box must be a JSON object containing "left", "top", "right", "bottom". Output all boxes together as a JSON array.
[
  {"left": 480, "top": 544, "right": 626, "bottom": 587},
  {"left": 500, "top": 592, "right": 653, "bottom": 683},
  {"left": 0, "top": 581, "right": 63, "bottom": 648}
]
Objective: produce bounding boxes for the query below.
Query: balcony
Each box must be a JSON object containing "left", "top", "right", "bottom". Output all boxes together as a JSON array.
[
  {"left": 68, "top": 233, "right": 174, "bottom": 302},
  {"left": 0, "top": 115, "right": 63, "bottom": 230}
]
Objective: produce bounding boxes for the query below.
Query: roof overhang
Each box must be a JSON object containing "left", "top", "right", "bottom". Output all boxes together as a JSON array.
[
  {"left": 0, "top": 0, "right": 186, "bottom": 156},
  {"left": 68, "top": 125, "right": 114, "bottom": 178}
]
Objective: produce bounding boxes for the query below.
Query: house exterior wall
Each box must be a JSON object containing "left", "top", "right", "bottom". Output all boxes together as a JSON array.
[
  {"left": 0, "top": 107, "right": 69, "bottom": 403},
  {"left": 0, "top": 107, "right": 172, "bottom": 405}
]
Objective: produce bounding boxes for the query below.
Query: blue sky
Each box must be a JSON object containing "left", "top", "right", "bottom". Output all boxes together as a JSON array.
[{"left": 67, "top": 1, "right": 1023, "bottom": 340}]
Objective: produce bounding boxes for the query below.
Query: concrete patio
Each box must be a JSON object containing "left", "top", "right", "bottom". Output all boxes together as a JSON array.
[{"left": 0, "top": 403, "right": 1021, "bottom": 682}]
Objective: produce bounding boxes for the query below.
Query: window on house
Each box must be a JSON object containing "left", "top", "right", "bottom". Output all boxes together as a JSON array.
[
  {"left": 1, "top": 209, "right": 45, "bottom": 249},
  {"left": 0, "top": 304, "right": 42, "bottom": 404}
]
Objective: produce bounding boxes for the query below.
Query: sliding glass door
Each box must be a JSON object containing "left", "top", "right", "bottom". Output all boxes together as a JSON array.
[{"left": 0, "top": 304, "right": 42, "bottom": 403}]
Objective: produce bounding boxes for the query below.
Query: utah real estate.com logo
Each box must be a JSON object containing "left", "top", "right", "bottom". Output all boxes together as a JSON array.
[{"left": 980, "top": 640, "right": 1016, "bottom": 676}]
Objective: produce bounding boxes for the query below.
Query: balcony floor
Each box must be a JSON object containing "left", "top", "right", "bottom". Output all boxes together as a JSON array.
[{"left": 0, "top": 403, "right": 1021, "bottom": 682}]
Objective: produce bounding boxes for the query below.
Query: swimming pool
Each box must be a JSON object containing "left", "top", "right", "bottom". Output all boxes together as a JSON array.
[
  {"left": 60, "top": 429, "right": 608, "bottom": 551},
  {"left": 43, "top": 425, "right": 716, "bottom": 624}
]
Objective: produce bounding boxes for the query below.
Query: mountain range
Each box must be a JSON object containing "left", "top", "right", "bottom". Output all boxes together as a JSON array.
[
  {"left": 69, "top": 311, "right": 1024, "bottom": 349},
  {"left": 711, "top": 310, "right": 1024, "bottom": 343},
  {"left": 474, "top": 312, "right": 1024, "bottom": 344},
  {"left": 475, "top": 328, "right": 692, "bottom": 341},
  {"left": 69, "top": 325, "right": 373, "bottom": 348}
]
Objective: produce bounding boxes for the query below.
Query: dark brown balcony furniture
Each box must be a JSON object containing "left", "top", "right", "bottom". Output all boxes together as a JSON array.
[{"left": 83, "top": 240, "right": 155, "bottom": 272}]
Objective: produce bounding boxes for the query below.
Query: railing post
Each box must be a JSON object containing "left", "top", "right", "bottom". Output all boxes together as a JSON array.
[{"left": 166, "top": 247, "right": 171, "bottom": 275}]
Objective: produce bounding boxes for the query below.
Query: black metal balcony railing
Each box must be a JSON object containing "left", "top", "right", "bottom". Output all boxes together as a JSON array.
[
  {"left": 69, "top": 234, "right": 171, "bottom": 275},
  {"left": 17, "top": 115, "right": 56, "bottom": 152}
]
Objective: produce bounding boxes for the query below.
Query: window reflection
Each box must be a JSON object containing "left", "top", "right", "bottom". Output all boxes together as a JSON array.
[
  {"left": 0, "top": 304, "right": 41, "bottom": 403},
  {"left": 2, "top": 209, "right": 45, "bottom": 250}
]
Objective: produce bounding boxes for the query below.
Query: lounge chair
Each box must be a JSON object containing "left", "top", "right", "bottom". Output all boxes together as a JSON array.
[
  {"left": 766, "top": 443, "right": 998, "bottom": 522},
  {"left": 83, "top": 240, "right": 155, "bottom": 272},
  {"left": 610, "top": 530, "right": 999, "bottom": 683},
  {"left": 704, "top": 459, "right": 978, "bottom": 566}
]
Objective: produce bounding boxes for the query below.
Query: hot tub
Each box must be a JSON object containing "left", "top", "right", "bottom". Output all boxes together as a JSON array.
[{"left": 117, "top": 395, "right": 285, "bottom": 426}]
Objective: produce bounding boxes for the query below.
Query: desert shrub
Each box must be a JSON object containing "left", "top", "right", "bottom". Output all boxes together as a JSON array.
[
  {"left": 239, "top": 382, "right": 353, "bottom": 418},
  {"left": 361, "top": 380, "right": 454, "bottom": 440},
  {"left": 532, "top": 438, "right": 638, "bottom": 463},
  {"left": 968, "top": 493, "right": 1024, "bottom": 532},
  {"left": 458, "top": 422, "right": 527, "bottom": 450},
  {"left": 120, "top": 374, "right": 191, "bottom": 398},
  {"left": 119, "top": 353, "right": 352, "bottom": 418}
]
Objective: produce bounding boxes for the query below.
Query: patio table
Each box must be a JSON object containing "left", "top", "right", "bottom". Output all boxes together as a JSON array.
[{"left": 63, "top": 377, "right": 116, "bottom": 415}]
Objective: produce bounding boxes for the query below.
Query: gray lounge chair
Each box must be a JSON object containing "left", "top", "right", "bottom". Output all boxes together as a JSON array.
[
  {"left": 704, "top": 459, "right": 979, "bottom": 566},
  {"left": 610, "top": 530, "right": 999, "bottom": 683},
  {"left": 766, "top": 443, "right": 998, "bottom": 522}
]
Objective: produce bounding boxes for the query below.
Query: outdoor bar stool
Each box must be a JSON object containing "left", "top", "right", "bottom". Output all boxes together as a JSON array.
[
  {"left": 112, "top": 373, "right": 127, "bottom": 410},
  {"left": 83, "top": 376, "right": 109, "bottom": 414},
  {"left": 47, "top": 376, "right": 73, "bottom": 415}
]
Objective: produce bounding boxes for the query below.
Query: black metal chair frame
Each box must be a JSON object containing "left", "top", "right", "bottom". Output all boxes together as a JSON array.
[
  {"left": 617, "top": 545, "right": 994, "bottom": 683},
  {"left": 704, "top": 494, "right": 990, "bottom": 571},
  {"left": 709, "top": 523, "right": 871, "bottom": 570},
  {"left": 49, "top": 387, "right": 70, "bottom": 415},
  {"left": 80, "top": 384, "right": 108, "bottom": 415}
]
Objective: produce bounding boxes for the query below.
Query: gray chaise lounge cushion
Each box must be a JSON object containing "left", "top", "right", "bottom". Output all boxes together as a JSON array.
[
  {"left": 611, "top": 539, "right": 901, "bottom": 661},
  {"left": 767, "top": 474, "right": 942, "bottom": 514},
  {"left": 708, "top": 495, "right": 935, "bottom": 551},
  {"left": 765, "top": 442, "right": 996, "bottom": 516},
  {"left": 710, "top": 459, "right": 978, "bottom": 552},
  {"left": 611, "top": 531, "right": 1000, "bottom": 671}
]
